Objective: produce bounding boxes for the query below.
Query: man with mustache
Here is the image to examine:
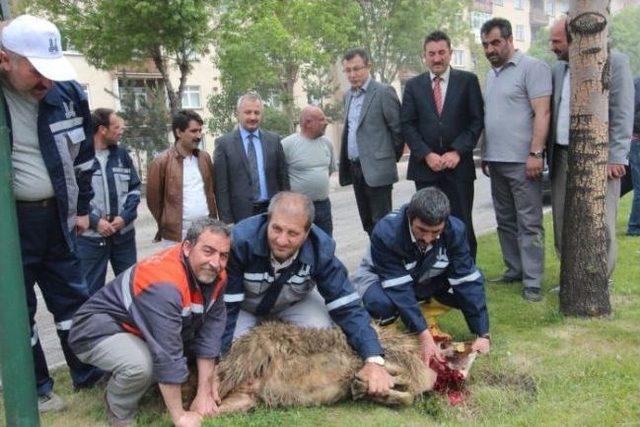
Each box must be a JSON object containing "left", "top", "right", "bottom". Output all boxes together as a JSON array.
[
  {"left": 401, "top": 30, "right": 484, "bottom": 259},
  {"left": 0, "top": 14, "right": 102, "bottom": 412},
  {"left": 214, "top": 92, "right": 289, "bottom": 224},
  {"left": 78, "top": 108, "right": 141, "bottom": 295},
  {"left": 69, "top": 218, "right": 231, "bottom": 427},
  {"left": 480, "top": 18, "right": 552, "bottom": 302},
  {"left": 222, "top": 192, "right": 394, "bottom": 397},
  {"left": 147, "top": 109, "right": 218, "bottom": 245}
]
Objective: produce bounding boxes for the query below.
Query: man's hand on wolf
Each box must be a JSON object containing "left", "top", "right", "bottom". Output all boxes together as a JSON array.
[{"left": 358, "top": 362, "right": 395, "bottom": 397}]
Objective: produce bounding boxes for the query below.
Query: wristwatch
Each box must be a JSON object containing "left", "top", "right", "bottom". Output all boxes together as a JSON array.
[
  {"left": 528, "top": 150, "right": 544, "bottom": 159},
  {"left": 365, "top": 356, "right": 385, "bottom": 366}
]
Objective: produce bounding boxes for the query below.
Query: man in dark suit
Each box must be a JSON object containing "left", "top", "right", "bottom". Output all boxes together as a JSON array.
[
  {"left": 340, "top": 48, "right": 403, "bottom": 236},
  {"left": 214, "top": 92, "right": 289, "bottom": 224},
  {"left": 401, "top": 31, "right": 484, "bottom": 258}
]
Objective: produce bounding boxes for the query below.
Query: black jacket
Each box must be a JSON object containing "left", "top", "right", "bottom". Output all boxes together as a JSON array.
[{"left": 401, "top": 69, "right": 484, "bottom": 182}]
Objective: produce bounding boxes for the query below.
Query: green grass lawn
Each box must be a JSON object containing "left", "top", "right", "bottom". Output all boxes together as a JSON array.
[{"left": 5, "top": 196, "right": 640, "bottom": 426}]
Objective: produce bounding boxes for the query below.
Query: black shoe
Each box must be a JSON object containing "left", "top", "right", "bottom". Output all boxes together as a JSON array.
[
  {"left": 488, "top": 275, "right": 521, "bottom": 283},
  {"left": 522, "top": 287, "right": 543, "bottom": 302}
]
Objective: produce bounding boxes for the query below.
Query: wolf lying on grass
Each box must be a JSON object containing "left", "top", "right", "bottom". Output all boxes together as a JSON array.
[{"left": 213, "top": 322, "right": 476, "bottom": 413}]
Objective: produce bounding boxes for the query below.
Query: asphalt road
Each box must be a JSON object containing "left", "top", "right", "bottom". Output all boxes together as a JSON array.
[{"left": 34, "top": 161, "right": 500, "bottom": 371}]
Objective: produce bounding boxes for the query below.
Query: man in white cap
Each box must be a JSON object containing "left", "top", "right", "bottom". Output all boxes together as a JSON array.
[{"left": 0, "top": 15, "right": 102, "bottom": 412}]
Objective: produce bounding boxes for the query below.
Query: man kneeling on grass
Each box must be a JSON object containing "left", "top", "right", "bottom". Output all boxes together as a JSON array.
[
  {"left": 352, "top": 187, "right": 491, "bottom": 365},
  {"left": 69, "top": 218, "right": 230, "bottom": 427}
]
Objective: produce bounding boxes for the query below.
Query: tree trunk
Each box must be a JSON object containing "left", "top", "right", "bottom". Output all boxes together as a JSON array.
[
  {"left": 560, "top": 0, "right": 611, "bottom": 316},
  {"left": 151, "top": 46, "right": 180, "bottom": 117}
]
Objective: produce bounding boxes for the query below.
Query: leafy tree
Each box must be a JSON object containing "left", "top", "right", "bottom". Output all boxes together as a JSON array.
[
  {"left": 610, "top": 6, "right": 640, "bottom": 76},
  {"left": 527, "top": 27, "right": 557, "bottom": 66},
  {"left": 212, "top": 0, "right": 359, "bottom": 133},
  {"left": 560, "top": 0, "right": 611, "bottom": 316},
  {"left": 116, "top": 79, "right": 171, "bottom": 173},
  {"left": 31, "top": 0, "right": 217, "bottom": 115},
  {"left": 354, "top": 0, "right": 471, "bottom": 84}
]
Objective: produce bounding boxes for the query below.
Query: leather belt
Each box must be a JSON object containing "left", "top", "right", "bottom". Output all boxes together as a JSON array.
[{"left": 16, "top": 197, "right": 56, "bottom": 208}]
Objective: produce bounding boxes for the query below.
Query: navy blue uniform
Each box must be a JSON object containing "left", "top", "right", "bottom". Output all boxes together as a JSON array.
[
  {"left": 222, "top": 214, "right": 383, "bottom": 359},
  {"left": 78, "top": 145, "right": 141, "bottom": 295},
  {"left": 3, "top": 81, "right": 101, "bottom": 396},
  {"left": 352, "top": 205, "right": 489, "bottom": 336}
]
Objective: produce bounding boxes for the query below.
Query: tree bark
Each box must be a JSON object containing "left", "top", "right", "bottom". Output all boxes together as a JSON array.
[{"left": 560, "top": 0, "right": 611, "bottom": 316}]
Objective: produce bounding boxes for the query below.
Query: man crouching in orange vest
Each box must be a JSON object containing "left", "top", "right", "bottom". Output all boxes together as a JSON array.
[{"left": 69, "top": 217, "right": 230, "bottom": 427}]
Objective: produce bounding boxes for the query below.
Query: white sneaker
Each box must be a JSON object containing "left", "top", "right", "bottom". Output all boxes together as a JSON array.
[{"left": 38, "top": 392, "right": 66, "bottom": 413}]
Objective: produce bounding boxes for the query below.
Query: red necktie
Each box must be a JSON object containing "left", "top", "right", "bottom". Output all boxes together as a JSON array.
[{"left": 433, "top": 76, "right": 443, "bottom": 116}]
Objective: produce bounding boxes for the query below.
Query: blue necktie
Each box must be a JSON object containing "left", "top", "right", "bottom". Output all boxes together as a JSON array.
[{"left": 247, "top": 134, "right": 261, "bottom": 200}]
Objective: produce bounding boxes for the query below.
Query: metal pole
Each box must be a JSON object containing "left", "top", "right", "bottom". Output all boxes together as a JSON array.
[{"left": 0, "top": 6, "right": 41, "bottom": 426}]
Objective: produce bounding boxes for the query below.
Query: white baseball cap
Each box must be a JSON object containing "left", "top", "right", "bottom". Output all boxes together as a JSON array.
[{"left": 1, "top": 15, "right": 77, "bottom": 81}]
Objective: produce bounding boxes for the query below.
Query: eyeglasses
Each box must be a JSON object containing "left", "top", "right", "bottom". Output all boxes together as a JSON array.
[{"left": 342, "top": 65, "right": 367, "bottom": 74}]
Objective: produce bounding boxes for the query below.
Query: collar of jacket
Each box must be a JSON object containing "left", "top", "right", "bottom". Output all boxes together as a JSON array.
[
  {"left": 251, "top": 213, "right": 317, "bottom": 267},
  {"left": 169, "top": 144, "right": 201, "bottom": 159}
]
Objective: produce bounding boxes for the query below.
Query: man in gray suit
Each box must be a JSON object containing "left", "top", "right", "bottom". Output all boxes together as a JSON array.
[
  {"left": 547, "top": 18, "right": 634, "bottom": 282},
  {"left": 214, "top": 92, "right": 290, "bottom": 224},
  {"left": 340, "top": 48, "right": 403, "bottom": 236}
]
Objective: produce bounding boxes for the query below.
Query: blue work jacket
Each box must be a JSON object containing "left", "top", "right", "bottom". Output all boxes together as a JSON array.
[{"left": 222, "top": 213, "right": 384, "bottom": 359}]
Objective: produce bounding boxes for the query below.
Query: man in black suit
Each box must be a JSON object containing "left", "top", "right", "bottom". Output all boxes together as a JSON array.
[
  {"left": 401, "top": 31, "right": 484, "bottom": 258},
  {"left": 214, "top": 92, "right": 289, "bottom": 223}
]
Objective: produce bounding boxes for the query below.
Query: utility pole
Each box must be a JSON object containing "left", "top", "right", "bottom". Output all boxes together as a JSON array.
[{"left": 0, "top": 5, "right": 41, "bottom": 426}]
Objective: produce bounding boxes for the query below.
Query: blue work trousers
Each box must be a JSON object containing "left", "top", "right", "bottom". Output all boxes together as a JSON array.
[
  {"left": 313, "top": 198, "right": 333, "bottom": 237},
  {"left": 77, "top": 231, "right": 137, "bottom": 295},
  {"left": 627, "top": 139, "right": 640, "bottom": 235},
  {"left": 17, "top": 200, "right": 102, "bottom": 396}
]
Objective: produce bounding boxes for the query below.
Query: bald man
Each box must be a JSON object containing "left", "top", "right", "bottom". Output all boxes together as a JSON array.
[
  {"left": 282, "top": 106, "right": 336, "bottom": 236},
  {"left": 547, "top": 18, "right": 634, "bottom": 284},
  {"left": 222, "top": 191, "right": 394, "bottom": 397}
]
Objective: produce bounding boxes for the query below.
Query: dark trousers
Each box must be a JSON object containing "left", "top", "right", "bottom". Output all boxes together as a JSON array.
[
  {"left": 17, "top": 201, "right": 102, "bottom": 396},
  {"left": 362, "top": 276, "right": 460, "bottom": 322},
  {"left": 349, "top": 161, "right": 392, "bottom": 235},
  {"left": 77, "top": 231, "right": 137, "bottom": 296},
  {"left": 312, "top": 199, "right": 333, "bottom": 237},
  {"left": 415, "top": 178, "right": 477, "bottom": 260}
]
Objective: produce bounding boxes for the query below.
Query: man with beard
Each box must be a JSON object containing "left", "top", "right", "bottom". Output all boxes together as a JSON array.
[
  {"left": 214, "top": 92, "right": 289, "bottom": 224},
  {"left": 222, "top": 192, "right": 394, "bottom": 397},
  {"left": 0, "top": 14, "right": 102, "bottom": 411},
  {"left": 480, "top": 18, "right": 552, "bottom": 302},
  {"left": 547, "top": 17, "right": 634, "bottom": 285},
  {"left": 69, "top": 218, "right": 231, "bottom": 427},
  {"left": 352, "top": 187, "right": 490, "bottom": 365},
  {"left": 147, "top": 110, "right": 218, "bottom": 245},
  {"left": 282, "top": 105, "right": 336, "bottom": 236},
  {"left": 78, "top": 108, "right": 141, "bottom": 295}
]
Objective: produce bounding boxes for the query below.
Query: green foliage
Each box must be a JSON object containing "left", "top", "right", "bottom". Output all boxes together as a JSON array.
[
  {"left": 210, "top": 0, "right": 359, "bottom": 132},
  {"left": 527, "top": 27, "right": 557, "bottom": 67},
  {"left": 611, "top": 6, "right": 640, "bottom": 76},
  {"left": 262, "top": 105, "right": 297, "bottom": 138},
  {"left": 355, "top": 0, "right": 472, "bottom": 83},
  {"left": 30, "top": 0, "right": 218, "bottom": 114},
  {"left": 116, "top": 79, "right": 171, "bottom": 168}
]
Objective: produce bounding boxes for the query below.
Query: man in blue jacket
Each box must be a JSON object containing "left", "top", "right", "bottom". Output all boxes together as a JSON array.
[
  {"left": 352, "top": 188, "right": 491, "bottom": 364},
  {"left": 223, "top": 191, "right": 394, "bottom": 396},
  {"left": 0, "top": 15, "right": 101, "bottom": 412},
  {"left": 78, "top": 108, "right": 140, "bottom": 295}
]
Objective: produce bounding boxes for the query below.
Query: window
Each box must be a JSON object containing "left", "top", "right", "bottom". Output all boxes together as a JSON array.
[
  {"left": 515, "top": 0, "right": 524, "bottom": 9},
  {"left": 515, "top": 25, "right": 525, "bottom": 41},
  {"left": 470, "top": 11, "right": 492, "bottom": 30},
  {"left": 181, "top": 85, "right": 202, "bottom": 109},
  {"left": 493, "top": 0, "right": 503, "bottom": 5},
  {"left": 452, "top": 50, "right": 465, "bottom": 67},
  {"left": 120, "top": 86, "right": 148, "bottom": 111},
  {"left": 545, "top": 0, "right": 555, "bottom": 15}
]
